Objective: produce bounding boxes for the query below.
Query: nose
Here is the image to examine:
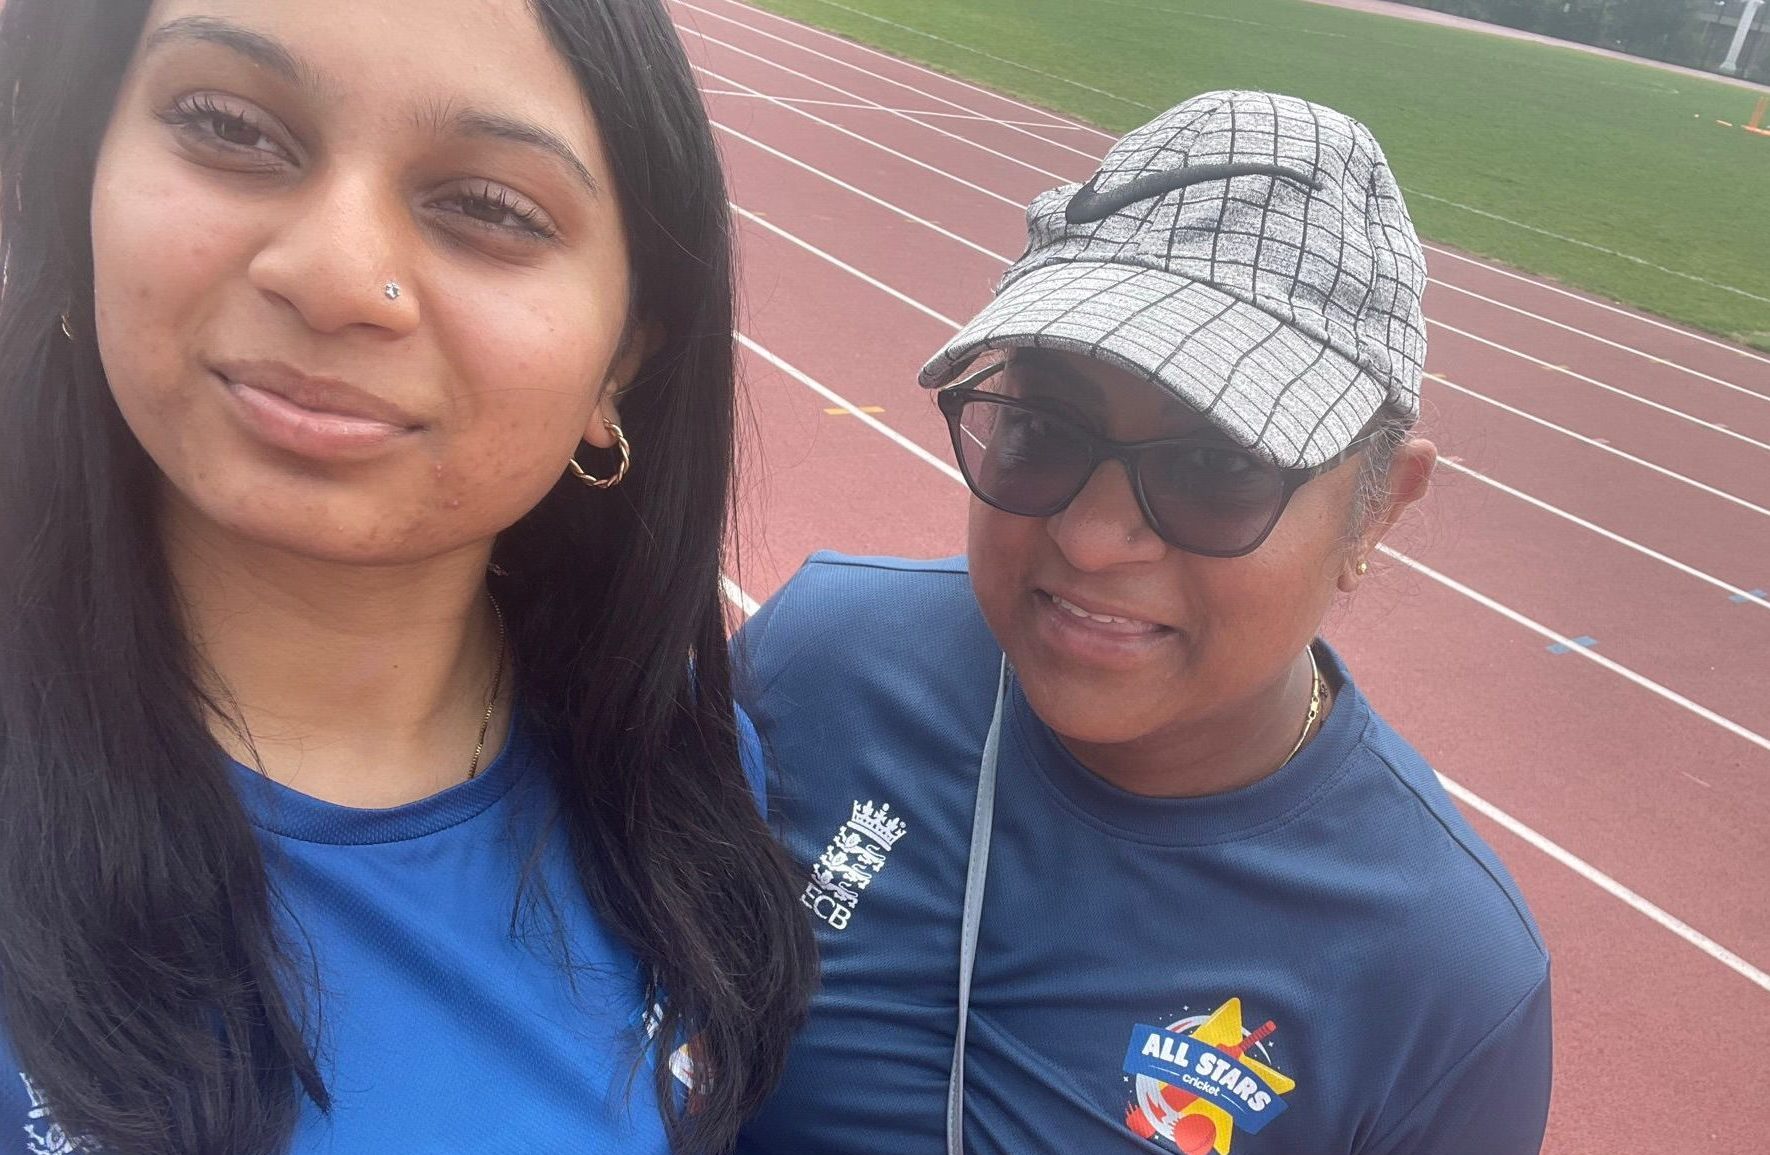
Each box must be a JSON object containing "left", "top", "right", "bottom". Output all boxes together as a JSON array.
[
  {"left": 1045, "top": 457, "right": 1168, "bottom": 571},
  {"left": 247, "top": 171, "right": 420, "bottom": 337}
]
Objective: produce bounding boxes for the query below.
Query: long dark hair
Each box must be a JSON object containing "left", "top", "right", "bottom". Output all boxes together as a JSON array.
[{"left": 0, "top": 3, "right": 814, "bottom": 1153}]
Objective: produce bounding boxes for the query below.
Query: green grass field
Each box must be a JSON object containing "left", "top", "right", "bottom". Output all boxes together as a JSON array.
[{"left": 749, "top": 0, "right": 1770, "bottom": 350}]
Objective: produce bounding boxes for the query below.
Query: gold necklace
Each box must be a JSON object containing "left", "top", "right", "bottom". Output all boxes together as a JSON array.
[
  {"left": 465, "top": 593, "right": 507, "bottom": 781},
  {"left": 1279, "top": 646, "right": 1324, "bottom": 768},
  {"left": 239, "top": 592, "right": 507, "bottom": 784}
]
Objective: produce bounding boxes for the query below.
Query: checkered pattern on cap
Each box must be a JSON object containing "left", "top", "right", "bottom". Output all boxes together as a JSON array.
[{"left": 920, "top": 90, "right": 1427, "bottom": 469}]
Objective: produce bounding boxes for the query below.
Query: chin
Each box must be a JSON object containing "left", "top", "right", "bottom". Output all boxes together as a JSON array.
[
  {"left": 1016, "top": 665, "right": 1170, "bottom": 749},
  {"left": 170, "top": 479, "right": 460, "bottom": 568}
]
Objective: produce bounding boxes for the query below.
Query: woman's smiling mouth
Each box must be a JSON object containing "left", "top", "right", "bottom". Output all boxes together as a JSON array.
[
  {"left": 216, "top": 359, "right": 422, "bottom": 460},
  {"left": 1034, "top": 588, "right": 1174, "bottom": 667}
]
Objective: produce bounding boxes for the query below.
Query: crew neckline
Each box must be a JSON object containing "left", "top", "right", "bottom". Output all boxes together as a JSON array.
[
  {"left": 229, "top": 714, "right": 539, "bottom": 846},
  {"left": 1013, "top": 641, "right": 1371, "bottom": 846}
]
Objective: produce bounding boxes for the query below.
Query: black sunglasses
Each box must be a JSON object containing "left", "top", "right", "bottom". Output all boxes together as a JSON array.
[{"left": 937, "top": 362, "right": 1372, "bottom": 558}]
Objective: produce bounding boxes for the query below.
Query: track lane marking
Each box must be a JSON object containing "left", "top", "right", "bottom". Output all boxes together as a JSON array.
[
  {"left": 732, "top": 201, "right": 1770, "bottom": 611},
  {"left": 711, "top": 124, "right": 1770, "bottom": 511},
  {"left": 697, "top": 0, "right": 1770, "bottom": 371}
]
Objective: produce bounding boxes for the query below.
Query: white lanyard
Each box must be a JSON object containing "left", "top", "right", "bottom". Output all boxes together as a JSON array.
[{"left": 946, "top": 656, "right": 1008, "bottom": 1155}]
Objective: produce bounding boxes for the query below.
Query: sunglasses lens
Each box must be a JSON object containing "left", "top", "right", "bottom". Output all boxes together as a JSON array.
[
  {"left": 954, "top": 396, "right": 1092, "bottom": 515},
  {"left": 1139, "top": 444, "right": 1287, "bottom": 554}
]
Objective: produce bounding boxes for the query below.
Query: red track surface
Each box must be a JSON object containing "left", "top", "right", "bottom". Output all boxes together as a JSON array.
[{"left": 669, "top": 2, "right": 1770, "bottom": 1149}]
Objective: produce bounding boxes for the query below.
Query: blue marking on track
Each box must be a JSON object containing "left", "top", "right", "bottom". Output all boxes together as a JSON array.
[
  {"left": 1729, "top": 588, "right": 1767, "bottom": 604},
  {"left": 1546, "top": 636, "right": 1598, "bottom": 655}
]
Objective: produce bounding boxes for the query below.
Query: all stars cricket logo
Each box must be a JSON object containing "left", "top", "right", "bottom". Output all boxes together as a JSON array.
[{"left": 1121, "top": 999, "right": 1295, "bottom": 1154}]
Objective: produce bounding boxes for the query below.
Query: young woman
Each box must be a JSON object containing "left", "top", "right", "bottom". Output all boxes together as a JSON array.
[
  {"left": 738, "top": 92, "right": 1552, "bottom": 1155},
  {"left": 0, "top": 2, "right": 813, "bottom": 1153}
]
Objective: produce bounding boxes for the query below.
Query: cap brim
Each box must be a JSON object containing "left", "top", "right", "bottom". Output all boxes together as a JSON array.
[{"left": 919, "top": 262, "right": 1386, "bottom": 469}]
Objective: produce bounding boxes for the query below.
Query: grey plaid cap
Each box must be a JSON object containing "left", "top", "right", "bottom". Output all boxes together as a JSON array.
[{"left": 919, "top": 90, "right": 1428, "bottom": 469}]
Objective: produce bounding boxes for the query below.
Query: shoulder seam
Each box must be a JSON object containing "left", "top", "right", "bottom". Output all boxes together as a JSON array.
[{"left": 1372, "top": 745, "right": 1548, "bottom": 959}]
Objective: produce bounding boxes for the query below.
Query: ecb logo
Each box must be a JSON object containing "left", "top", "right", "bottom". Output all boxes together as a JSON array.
[{"left": 801, "top": 800, "right": 907, "bottom": 931}]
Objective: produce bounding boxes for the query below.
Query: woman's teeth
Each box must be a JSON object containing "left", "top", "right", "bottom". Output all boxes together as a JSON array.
[{"left": 1049, "top": 592, "right": 1143, "bottom": 627}]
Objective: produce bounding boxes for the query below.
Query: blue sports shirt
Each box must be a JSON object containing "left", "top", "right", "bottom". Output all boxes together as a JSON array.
[
  {"left": 3, "top": 711, "right": 765, "bottom": 1154},
  {"left": 736, "top": 554, "right": 1552, "bottom": 1155}
]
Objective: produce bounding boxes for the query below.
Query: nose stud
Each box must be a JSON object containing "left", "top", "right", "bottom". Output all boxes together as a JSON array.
[{"left": 383, "top": 281, "right": 402, "bottom": 302}]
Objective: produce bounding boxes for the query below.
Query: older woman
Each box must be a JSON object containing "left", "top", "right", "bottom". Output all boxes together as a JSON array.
[{"left": 737, "top": 92, "right": 1550, "bottom": 1155}]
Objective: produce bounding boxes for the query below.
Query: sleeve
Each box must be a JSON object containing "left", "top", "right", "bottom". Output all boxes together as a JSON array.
[
  {"left": 730, "top": 565, "right": 819, "bottom": 826},
  {"left": 730, "top": 562, "right": 830, "bottom": 817},
  {"left": 1363, "top": 969, "right": 1552, "bottom": 1155},
  {"left": 730, "top": 569, "right": 808, "bottom": 710}
]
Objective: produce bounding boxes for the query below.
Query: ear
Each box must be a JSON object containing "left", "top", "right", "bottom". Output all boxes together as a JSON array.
[
  {"left": 582, "top": 322, "right": 664, "bottom": 449},
  {"left": 1338, "top": 437, "right": 1436, "bottom": 593}
]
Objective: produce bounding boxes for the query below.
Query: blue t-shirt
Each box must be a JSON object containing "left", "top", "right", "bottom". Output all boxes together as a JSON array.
[
  {"left": 2, "top": 710, "right": 766, "bottom": 1154},
  {"left": 735, "top": 554, "right": 1552, "bottom": 1155}
]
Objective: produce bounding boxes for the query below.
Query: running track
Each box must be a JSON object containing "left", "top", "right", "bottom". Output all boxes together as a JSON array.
[{"left": 670, "top": 2, "right": 1770, "bottom": 1149}]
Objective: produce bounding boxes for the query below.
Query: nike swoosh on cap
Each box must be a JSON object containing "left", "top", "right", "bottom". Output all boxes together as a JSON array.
[{"left": 1064, "top": 162, "right": 1321, "bottom": 225}]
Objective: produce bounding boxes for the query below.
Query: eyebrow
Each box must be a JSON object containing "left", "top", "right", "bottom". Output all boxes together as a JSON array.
[
  {"left": 144, "top": 17, "right": 316, "bottom": 90},
  {"left": 448, "top": 109, "right": 601, "bottom": 198},
  {"left": 141, "top": 19, "right": 600, "bottom": 200}
]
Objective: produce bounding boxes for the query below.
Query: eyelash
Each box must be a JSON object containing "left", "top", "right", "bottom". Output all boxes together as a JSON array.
[
  {"left": 157, "top": 94, "right": 560, "bottom": 244},
  {"left": 437, "top": 181, "right": 559, "bottom": 242},
  {"left": 159, "top": 92, "right": 286, "bottom": 168}
]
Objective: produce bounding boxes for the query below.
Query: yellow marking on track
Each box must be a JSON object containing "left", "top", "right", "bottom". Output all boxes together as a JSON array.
[{"left": 826, "top": 406, "right": 885, "bottom": 415}]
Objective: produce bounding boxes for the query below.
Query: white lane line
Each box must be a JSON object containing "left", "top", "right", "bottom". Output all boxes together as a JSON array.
[
  {"left": 704, "top": 1, "right": 1770, "bottom": 375},
  {"left": 1428, "top": 374, "right": 1770, "bottom": 520},
  {"left": 781, "top": 0, "right": 1159, "bottom": 112},
  {"left": 721, "top": 573, "right": 762, "bottom": 617},
  {"left": 698, "top": 89, "right": 1076, "bottom": 128},
  {"left": 715, "top": 123, "right": 1770, "bottom": 509},
  {"left": 678, "top": 0, "right": 1103, "bottom": 152},
  {"left": 1376, "top": 545, "right": 1770, "bottom": 754},
  {"left": 683, "top": 23, "right": 1079, "bottom": 184},
  {"left": 697, "top": 63, "right": 1026, "bottom": 209},
  {"left": 704, "top": 67, "right": 1765, "bottom": 442},
  {"left": 738, "top": 333, "right": 964, "bottom": 482},
  {"left": 732, "top": 203, "right": 964, "bottom": 329},
  {"left": 1407, "top": 190, "right": 1770, "bottom": 306},
  {"left": 710, "top": 119, "right": 1013, "bottom": 263},
  {"left": 1427, "top": 278, "right": 1770, "bottom": 404},
  {"left": 1438, "top": 778, "right": 1770, "bottom": 995},
  {"left": 736, "top": 333, "right": 1770, "bottom": 994},
  {"left": 1091, "top": 0, "right": 1351, "bottom": 38},
  {"left": 1429, "top": 319, "right": 1770, "bottom": 454},
  {"left": 697, "top": 0, "right": 1113, "bottom": 156},
  {"left": 736, "top": 195, "right": 1770, "bottom": 612},
  {"left": 1422, "top": 244, "right": 1770, "bottom": 368},
  {"left": 1435, "top": 457, "right": 1770, "bottom": 611},
  {"left": 700, "top": 24, "right": 1770, "bottom": 403},
  {"left": 746, "top": 1, "right": 1770, "bottom": 308},
  {"left": 692, "top": 20, "right": 1770, "bottom": 402}
]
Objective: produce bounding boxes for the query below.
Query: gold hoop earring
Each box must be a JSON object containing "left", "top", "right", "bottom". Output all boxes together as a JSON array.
[
  {"left": 1356, "top": 560, "right": 1369, "bottom": 576},
  {"left": 567, "top": 421, "right": 631, "bottom": 490}
]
